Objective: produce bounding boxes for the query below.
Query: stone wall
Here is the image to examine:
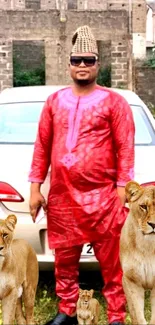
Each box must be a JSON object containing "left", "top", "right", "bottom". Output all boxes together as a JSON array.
[
  {"left": 0, "top": 9, "right": 129, "bottom": 91},
  {"left": 0, "top": 0, "right": 147, "bottom": 92},
  {"left": 1, "top": 0, "right": 141, "bottom": 10},
  {"left": 132, "top": 0, "right": 147, "bottom": 59},
  {"left": 135, "top": 65, "right": 155, "bottom": 106},
  {"left": 111, "top": 40, "right": 128, "bottom": 88},
  {"left": 0, "top": 39, "right": 13, "bottom": 90}
]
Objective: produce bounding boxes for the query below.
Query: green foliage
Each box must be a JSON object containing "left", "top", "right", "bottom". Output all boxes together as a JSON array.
[
  {"left": 117, "top": 83, "right": 126, "bottom": 89},
  {"left": 147, "top": 102, "right": 155, "bottom": 118},
  {"left": 97, "top": 66, "right": 111, "bottom": 87},
  {"left": 13, "top": 58, "right": 45, "bottom": 87},
  {"left": 144, "top": 47, "right": 155, "bottom": 68},
  {"left": 34, "top": 287, "right": 58, "bottom": 324}
]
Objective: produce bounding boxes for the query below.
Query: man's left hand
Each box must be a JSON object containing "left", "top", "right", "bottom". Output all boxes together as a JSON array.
[{"left": 117, "top": 186, "right": 126, "bottom": 206}]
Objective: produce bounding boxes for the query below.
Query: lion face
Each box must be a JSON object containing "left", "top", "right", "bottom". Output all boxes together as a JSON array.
[
  {"left": 125, "top": 181, "right": 155, "bottom": 235},
  {"left": 79, "top": 289, "right": 94, "bottom": 303},
  {"left": 0, "top": 215, "right": 17, "bottom": 256}
]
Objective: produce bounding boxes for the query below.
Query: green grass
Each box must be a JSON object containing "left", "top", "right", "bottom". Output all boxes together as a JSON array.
[
  {"left": 34, "top": 289, "right": 151, "bottom": 325},
  {"left": 33, "top": 272, "right": 151, "bottom": 325},
  {"left": 0, "top": 272, "right": 152, "bottom": 324}
]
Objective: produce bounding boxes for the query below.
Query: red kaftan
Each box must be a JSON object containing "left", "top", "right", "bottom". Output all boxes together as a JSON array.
[{"left": 29, "top": 85, "right": 135, "bottom": 249}]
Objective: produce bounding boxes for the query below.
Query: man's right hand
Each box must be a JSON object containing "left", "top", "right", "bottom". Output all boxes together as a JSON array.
[{"left": 29, "top": 191, "right": 47, "bottom": 223}]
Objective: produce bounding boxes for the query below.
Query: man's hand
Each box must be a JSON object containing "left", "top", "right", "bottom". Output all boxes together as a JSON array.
[
  {"left": 29, "top": 183, "right": 47, "bottom": 222},
  {"left": 117, "top": 186, "right": 126, "bottom": 206}
]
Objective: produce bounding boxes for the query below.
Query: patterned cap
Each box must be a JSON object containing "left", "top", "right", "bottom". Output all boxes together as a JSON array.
[{"left": 71, "top": 25, "right": 98, "bottom": 55}]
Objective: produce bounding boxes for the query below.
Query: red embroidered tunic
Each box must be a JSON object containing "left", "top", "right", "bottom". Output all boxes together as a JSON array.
[{"left": 29, "top": 86, "right": 135, "bottom": 248}]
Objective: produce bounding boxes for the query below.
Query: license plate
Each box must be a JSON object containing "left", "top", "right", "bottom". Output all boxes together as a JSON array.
[
  {"left": 81, "top": 243, "right": 94, "bottom": 256},
  {"left": 44, "top": 232, "right": 94, "bottom": 256}
]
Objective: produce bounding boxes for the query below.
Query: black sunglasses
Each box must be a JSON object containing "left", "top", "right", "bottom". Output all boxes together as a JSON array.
[{"left": 70, "top": 56, "right": 98, "bottom": 67}]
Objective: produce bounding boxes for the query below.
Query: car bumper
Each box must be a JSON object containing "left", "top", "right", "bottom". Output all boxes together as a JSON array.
[{"left": 37, "top": 253, "right": 98, "bottom": 271}]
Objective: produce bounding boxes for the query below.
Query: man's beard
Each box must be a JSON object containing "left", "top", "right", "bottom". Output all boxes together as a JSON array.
[{"left": 73, "top": 76, "right": 96, "bottom": 86}]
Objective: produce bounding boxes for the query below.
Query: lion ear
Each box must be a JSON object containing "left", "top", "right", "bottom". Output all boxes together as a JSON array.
[
  {"left": 125, "top": 181, "right": 143, "bottom": 202},
  {"left": 79, "top": 288, "right": 83, "bottom": 297},
  {"left": 5, "top": 215, "right": 17, "bottom": 231},
  {"left": 90, "top": 289, "right": 94, "bottom": 298}
]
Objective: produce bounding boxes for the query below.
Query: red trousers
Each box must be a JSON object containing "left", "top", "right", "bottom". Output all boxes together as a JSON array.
[{"left": 55, "top": 235, "right": 126, "bottom": 324}]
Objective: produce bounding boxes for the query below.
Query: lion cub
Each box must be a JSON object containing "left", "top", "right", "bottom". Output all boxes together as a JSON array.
[
  {"left": 0, "top": 214, "right": 38, "bottom": 325},
  {"left": 120, "top": 181, "right": 155, "bottom": 325},
  {"left": 76, "top": 289, "right": 100, "bottom": 325}
]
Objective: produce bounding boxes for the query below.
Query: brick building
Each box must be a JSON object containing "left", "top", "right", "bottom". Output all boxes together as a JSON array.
[{"left": 0, "top": 0, "right": 147, "bottom": 91}]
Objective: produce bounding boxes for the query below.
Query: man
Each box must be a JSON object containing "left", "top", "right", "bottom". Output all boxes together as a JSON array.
[{"left": 29, "top": 25, "right": 135, "bottom": 325}]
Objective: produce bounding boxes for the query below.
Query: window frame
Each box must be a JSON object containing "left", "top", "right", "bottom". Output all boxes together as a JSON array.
[{"left": 130, "top": 104, "right": 155, "bottom": 146}]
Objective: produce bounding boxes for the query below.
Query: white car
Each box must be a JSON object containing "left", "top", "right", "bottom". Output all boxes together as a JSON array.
[{"left": 0, "top": 85, "right": 155, "bottom": 270}]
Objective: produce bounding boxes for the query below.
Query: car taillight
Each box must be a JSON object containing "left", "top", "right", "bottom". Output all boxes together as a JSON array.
[
  {"left": 0, "top": 182, "right": 24, "bottom": 202},
  {"left": 140, "top": 182, "right": 155, "bottom": 187}
]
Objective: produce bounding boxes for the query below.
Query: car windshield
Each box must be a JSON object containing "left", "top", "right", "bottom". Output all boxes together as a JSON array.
[{"left": 0, "top": 102, "right": 154, "bottom": 145}]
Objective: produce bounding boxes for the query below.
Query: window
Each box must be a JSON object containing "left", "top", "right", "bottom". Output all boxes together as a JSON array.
[
  {"left": 0, "top": 102, "right": 43, "bottom": 144},
  {"left": 25, "top": 0, "right": 40, "bottom": 9},
  {"left": 131, "top": 105, "right": 155, "bottom": 145},
  {"left": 68, "top": 0, "right": 77, "bottom": 9},
  {"left": 0, "top": 102, "right": 154, "bottom": 145}
]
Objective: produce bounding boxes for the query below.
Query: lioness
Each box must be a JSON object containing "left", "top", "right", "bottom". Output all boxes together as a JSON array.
[
  {"left": 120, "top": 181, "right": 155, "bottom": 325},
  {"left": 76, "top": 289, "right": 100, "bottom": 325},
  {"left": 0, "top": 214, "right": 38, "bottom": 325}
]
